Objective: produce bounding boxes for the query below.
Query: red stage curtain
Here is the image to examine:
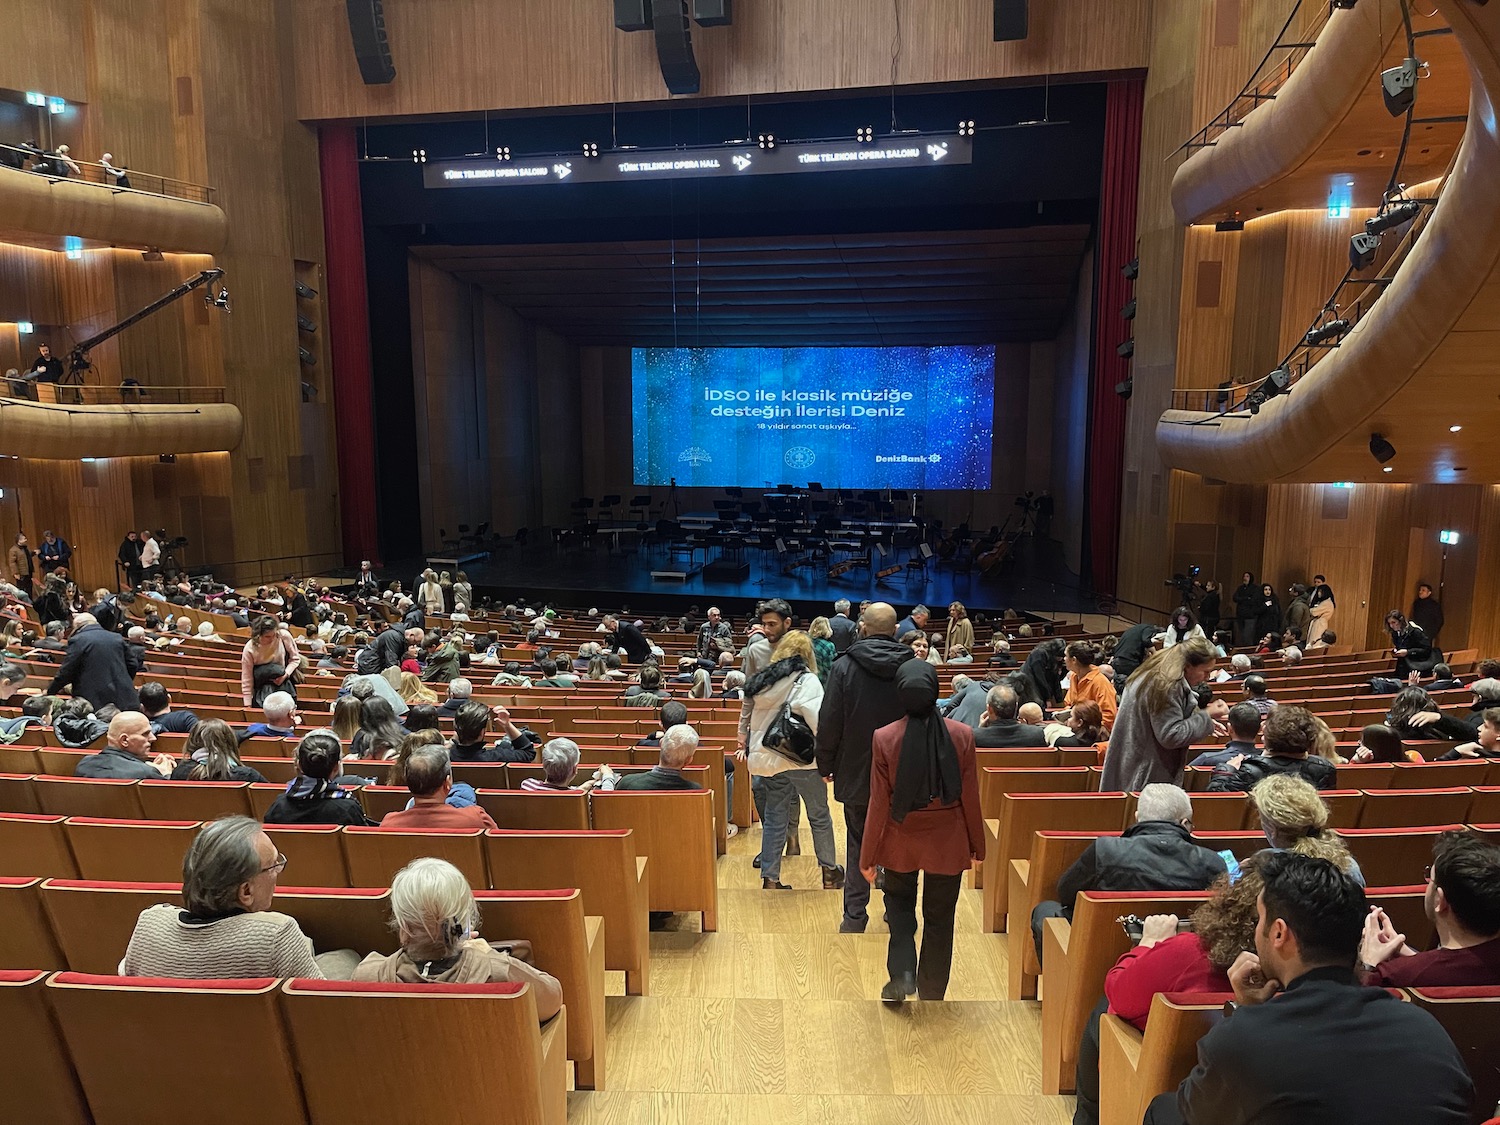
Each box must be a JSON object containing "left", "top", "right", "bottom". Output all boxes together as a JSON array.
[
  {"left": 318, "top": 125, "right": 381, "bottom": 566},
  {"left": 1086, "top": 77, "right": 1145, "bottom": 595}
]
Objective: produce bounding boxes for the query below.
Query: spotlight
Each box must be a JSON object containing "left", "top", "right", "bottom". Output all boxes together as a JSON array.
[
  {"left": 1366, "top": 198, "right": 1423, "bottom": 235},
  {"left": 1114, "top": 377, "right": 1133, "bottom": 399},
  {"left": 1116, "top": 339, "right": 1134, "bottom": 359},
  {"left": 1304, "top": 317, "right": 1351, "bottom": 347},
  {"left": 1349, "top": 231, "right": 1381, "bottom": 270},
  {"left": 582, "top": 142, "right": 600, "bottom": 158},
  {"left": 1381, "top": 57, "right": 1421, "bottom": 116},
  {"left": 141, "top": 248, "right": 164, "bottom": 262},
  {"left": 295, "top": 281, "right": 319, "bottom": 300},
  {"left": 856, "top": 126, "right": 874, "bottom": 144},
  {"left": 1121, "top": 298, "right": 1136, "bottom": 321},
  {"left": 1369, "top": 432, "right": 1396, "bottom": 464},
  {"left": 496, "top": 146, "right": 512, "bottom": 160},
  {"left": 411, "top": 148, "right": 426, "bottom": 164},
  {"left": 1122, "top": 258, "right": 1139, "bottom": 281},
  {"left": 958, "top": 119, "right": 976, "bottom": 137},
  {"left": 301, "top": 381, "right": 318, "bottom": 402},
  {"left": 757, "top": 132, "right": 776, "bottom": 150},
  {"left": 297, "top": 314, "right": 318, "bottom": 334},
  {"left": 298, "top": 346, "right": 316, "bottom": 366},
  {"left": 1246, "top": 364, "right": 1292, "bottom": 414}
]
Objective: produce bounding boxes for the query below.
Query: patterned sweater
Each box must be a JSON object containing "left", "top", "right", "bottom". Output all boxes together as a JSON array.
[{"left": 119, "top": 904, "right": 324, "bottom": 979}]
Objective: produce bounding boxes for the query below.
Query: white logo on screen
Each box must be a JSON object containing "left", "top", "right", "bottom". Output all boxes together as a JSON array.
[
  {"left": 784, "top": 447, "right": 816, "bottom": 469},
  {"left": 678, "top": 447, "right": 712, "bottom": 467}
]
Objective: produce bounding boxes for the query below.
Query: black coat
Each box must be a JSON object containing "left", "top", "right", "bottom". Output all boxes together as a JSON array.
[
  {"left": 814, "top": 635, "right": 913, "bottom": 805},
  {"left": 1111, "top": 622, "right": 1158, "bottom": 680},
  {"left": 372, "top": 627, "right": 407, "bottom": 671},
  {"left": 1391, "top": 624, "right": 1439, "bottom": 676},
  {"left": 1231, "top": 582, "right": 1260, "bottom": 621},
  {"left": 1056, "top": 820, "right": 1226, "bottom": 916},
  {"left": 1206, "top": 752, "right": 1337, "bottom": 793},
  {"left": 1197, "top": 590, "right": 1221, "bottom": 633},
  {"left": 47, "top": 624, "right": 142, "bottom": 711},
  {"left": 610, "top": 621, "right": 652, "bottom": 665},
  {"left": 1253, "top": 593, "right": 1282, "bottom": 637},
  {"left": 829, "top": 613, "right": 858, "bottom": 654},
  {"left": 1020, "top": 643, "right": 1065, "bottom": 707},
  {"left": 1150, "top": 968, "right": 1471, "bottom": 1125},
  {"left": 74, "top": 746, "right": 159, "bottom": 779},
  {"left": 1410, "top": 596, "right": 1444, "bottom": 645},
  {"left": 973, "top": 719, "right": 1049, "bottom": 748}
]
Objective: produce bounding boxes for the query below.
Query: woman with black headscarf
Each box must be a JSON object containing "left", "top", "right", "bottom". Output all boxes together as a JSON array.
[{"left": 860, "top": 660, "right": 984, "bottom": 1003}]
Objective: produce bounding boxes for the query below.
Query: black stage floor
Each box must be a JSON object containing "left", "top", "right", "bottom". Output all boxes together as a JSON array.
[{"left": 374, "top": 533, "right": 1094, "bottom": 621}]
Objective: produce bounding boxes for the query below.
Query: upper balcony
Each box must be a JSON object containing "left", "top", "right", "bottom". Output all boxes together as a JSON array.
[
  {"left": 0, "top": 145, "right": 227, "bottom": 255},
  {"left": 0, "top": 383, "right": 243, "bottom": 459}
]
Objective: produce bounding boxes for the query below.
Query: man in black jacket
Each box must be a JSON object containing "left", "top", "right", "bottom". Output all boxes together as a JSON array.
[
  {"left": 1410, "top": 582, "right": 1445, "bottom": 646},
  {"left": 974, "top": 683, "right": 1049, "bottom": 747},
  {"left": 815, "top": 602, "right": 913, "bottom": 933},
  {"left": 828, "top": 599, "right": 858, "bottom": 653},
  {"left": 47, "top": 613, "right": 142, "bottom": 711},
  {"left": 75, "top": 712, "right": 175, "bottom": 779},
  {"left": 1145, "top": 850, "right": 1472, "bottom": 1125},
  {"left": 603, "top": 614, "right": 653, "bottom": 665},
  {"left": 1030, "top": 783, "right": 1226, "bottom": 960},
  {"left": 137, "top": 681, "right": 200, "bottom": 734},
  {"left": 371, "top": 625, "right": 423, "bottom": 672},
  {"left": 1207, "top": 704, "right": 1336, "bottom": 792},
  {"left": 1109, "top": 621, "right": 1158, "bottom": 681},
  {"left": 448, "top": 700, "right": 537, "bottom": 764}
]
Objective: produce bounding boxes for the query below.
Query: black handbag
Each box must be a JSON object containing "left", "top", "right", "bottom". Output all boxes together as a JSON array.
[{"left": 761, "top": 673, "right": 817, "bottom": 765}]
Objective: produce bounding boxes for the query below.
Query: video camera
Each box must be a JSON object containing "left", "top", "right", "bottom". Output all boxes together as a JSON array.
[{"left": 1164, "top": 565, "right": 1203, "bottom": 605}]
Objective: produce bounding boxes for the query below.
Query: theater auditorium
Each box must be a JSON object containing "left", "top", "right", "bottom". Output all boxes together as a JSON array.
[{"left": 0, "top": 1, "right": 1496, "bottom": 1122}]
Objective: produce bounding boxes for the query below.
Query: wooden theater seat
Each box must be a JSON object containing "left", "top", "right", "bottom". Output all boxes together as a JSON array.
[
  {"left": 590, "top": 789, "right": 718, "bottom": 932},
  {"left": 1355, "top": 788, "right": 1474, "bottom": 828},
  {"left": 0, "top": 771, "right": 40, "bottom": 813},
  {"left": 1469, "top": 787, "right": 1500, "bottom": 824},
  {"left": 40, "top": 880, "right": 182, "bottom": 974},
  {"left": 280, "top": 978, "right": 567, "bottom": 1125},
  {"left": 0, "top": 876, "right": 66, "bottom": 969},
  {"left": 1341, "top": 824, "right": 1466, "bottom": 886},
  {"left": 33, "top": 775, "right": 144, "bottom": 820},
  {"left": 1390, "top": 759, "right": 1493, "bottom": 789},
  {"left": 0, "top": 813, "right": 78, "bottom": 878},
  {"left": 1406, "top": 985, "right": 1500, "bottom": 1123},
  {"left": 341, "top": 825, "right": 488, "bottom": 888},
  {"left": 485, "top": 828, "right": 651, "bottom": 995},
  {"left": 355, "top": 785, "right": 416, "bottom": 822},
  {"left": 136, "top": 779, "right": 253, "bottom": 820},
  {"left": 63, "top": 818, "right": 198, "bottom": 882},
  {"left": 474, "top": 788, "right": 591, "bottom": 831},
  {"left": 474, "top": 888, "right": 607, "bottom": 1089},
  {"left": 48, "top": 972, "right": 306, "bottom": 1125},
  {"left": 1005, "top": 831, "right": 1107, "bottom": 998},
  {"left": 1098, "top": 992, "right": 1227, "bottom": 1125},
  {"left": 263, "top": 823, "right": 352, "bottom": 887},
  {"left": 992, "top": 792, "right": 1129, "bottom": 931},
  {"left": 271, "top": 885, "right": 396, "bottom": 962},
  {"left": 0, "top": 970, "right": 91, "bottom": 1125}
]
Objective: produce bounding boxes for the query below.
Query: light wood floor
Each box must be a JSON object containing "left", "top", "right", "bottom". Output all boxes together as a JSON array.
[{"left": 567, "top": 802, "right": 1076, "bottom": 1124}]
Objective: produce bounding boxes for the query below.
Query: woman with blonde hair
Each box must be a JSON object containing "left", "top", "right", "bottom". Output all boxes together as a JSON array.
[
  {"left": 1251, "top": 773, "right": 1365, "bottom": 884},
  {"left": 397, "top": 671, "right": 438, "bottom": 705},
  {"left": 418, "top": 568, "right": 444, "bottom": 616},
  {"left": 329, "top": 696, "right": 362, "bottom": 743},
  {"left": 1101, "top": 637, "right": 1228, "bottom": 790},
  {"left": 170, "top": 717, "right": 268, "bottom": 782},
  {"left": 807, "top": 616, "right": 836, "bottom": 683},
  {"left": 352, "top": 857, "right": 563, "bottom": 1020},
  {"left": 945, "top": 602, "right": 974, "bottom": 658}
]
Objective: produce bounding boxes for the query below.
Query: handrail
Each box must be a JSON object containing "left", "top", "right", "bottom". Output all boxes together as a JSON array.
[
  {"left": 0, "top": 142, "right": 215, "bottom": 205},
  {"left": 1175, "top": 0, "right": 1333, "bottom": 156},
  {"left": 0, "top": 383, "right": 227, "bottom": 405}
]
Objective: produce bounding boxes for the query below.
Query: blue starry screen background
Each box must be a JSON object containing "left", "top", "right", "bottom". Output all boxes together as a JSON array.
[{"left": 631, "top": 346, "right": 995, "bottom": 489}]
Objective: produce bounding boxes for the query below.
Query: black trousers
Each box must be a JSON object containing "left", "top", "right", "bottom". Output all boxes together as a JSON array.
[
  {"left": 841, "top": 801, "right": 870, "bottom": 927},
  {"left": 1031, "top": 898, "right": 1068, "bottom": 967},
  {"left": 1073, "top": 995, "right": 1109, "bottom": 1125},
  {"left": 1144, "top": 1092, "right": 1186, "bottom": 1125},
  {"left": 882, "top": 868, "right": 963, "bottom": 999}
]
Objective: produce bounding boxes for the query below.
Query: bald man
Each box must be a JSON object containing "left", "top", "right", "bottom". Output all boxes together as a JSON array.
[
  {"left": 815, "top": 600, "right": 916, "bottom": 932},
  {"left": 47, "top": 612, "right": 143, "bottom": 711},
  {"left": 75, "top": 711, "right": 176, "bottom": 778}
]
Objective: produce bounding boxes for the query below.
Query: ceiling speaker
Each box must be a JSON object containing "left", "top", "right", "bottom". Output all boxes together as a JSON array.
[
  {"left": 344, "top": 0, "right": 396, "bottom": 85},
  {"left": 651, "top": 0, "right": 701, "bottom": 94},
  {"left": 993, "top": 0, "right": 1029, "bottom": 41}
]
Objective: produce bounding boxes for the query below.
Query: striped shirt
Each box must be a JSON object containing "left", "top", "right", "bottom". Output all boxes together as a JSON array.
[{"left": 119, "top": 904, "right": 323, "bottom": 979}]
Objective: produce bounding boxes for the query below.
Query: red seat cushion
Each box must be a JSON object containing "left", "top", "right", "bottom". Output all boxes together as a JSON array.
[
  {"left": 43, "top": 879, "right": 181, "bottom": 891},
  {"left": 52, "top": 972, "right": 277, "bottom": 990},
  {"left": 285, "top": 978, "right": 524, "bottom": 996}
]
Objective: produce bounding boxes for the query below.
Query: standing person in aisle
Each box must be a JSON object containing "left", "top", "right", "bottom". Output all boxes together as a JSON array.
[{"left": 1307, "top": 574, "right": 1336, "bottom": 645}]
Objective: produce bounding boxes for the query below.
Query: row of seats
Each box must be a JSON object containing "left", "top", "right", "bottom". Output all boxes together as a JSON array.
[{"left": 0, "top": 968, "right": 568, "bottom": 1125}]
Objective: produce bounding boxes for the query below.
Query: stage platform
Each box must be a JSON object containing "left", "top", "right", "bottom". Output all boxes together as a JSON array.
[{"left": 373, "top": 532, "right": 1094, "bottom": 620}]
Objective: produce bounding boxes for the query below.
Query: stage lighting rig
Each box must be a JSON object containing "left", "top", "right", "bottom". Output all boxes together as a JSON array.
[
  {"left": 582, "top": 142, "right": 600, "bottom": 158},
  {"left": 1350, "top": 195, "right": 1423, "bottom": 268},
  {"left": 1114, "top": 377, "right": 1133, "bottom": 400},
  {"left": 205, "top": 283, "right": 231, "bottom": 313},
  {"left": 1245, "top": 363, "right": 1291, "bottom": 415},
  {"left": 958, "top": 119, "right": 976, "bottom": 137},
  {"left": 496, "top": 146, "right": 511, "bottom": 160},
  {"left": 1122, "top": 258, "right": 1139, "bottom": 281},
  {"left": 1304, "top": 305, "right": 1351, "bottom": 347},
  {"left": 1350, "top": 231, "right": 1381, "bottom": 270},
  {"left": 757, "top": 132, "right": 776, "bottom": 150},
  {"left": 1381, "top": 57, "right": 1422, "bottom": 117},
  {"left": 1116, "top": 339, "right": 1134, "bottom": 359},
  {"left": 411, "top": 148, "right": 426, "bottom": 164},
  {"left": 856, "top": 126, "right": 874, "bottom": 143}
]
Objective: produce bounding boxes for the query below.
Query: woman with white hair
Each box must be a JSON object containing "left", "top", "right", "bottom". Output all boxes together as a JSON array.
[
  {"left": 519, "top": 737, "right": 616, "bottom": 792},
  {"left": 196, "top": 620, "right": 225, "bottom": 644},
  {"left": 352, "top": 857, "right": 563, "bottom": 1020}
]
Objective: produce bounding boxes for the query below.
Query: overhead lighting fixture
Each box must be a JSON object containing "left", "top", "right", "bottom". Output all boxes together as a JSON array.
[
  {"left": 958, "top": 119, "right": 976, "bottom": 137},
  {"left": 1367, "top": 198, "right": 1423, "bottom": 235},
  {"left": 16, "top": 321, "right": 33, "bottom": 335},
  {"left": 1381, "top": 57, "right": 1421, "bottom": 117},
  {"left": 1304, "top": 316, "right": 1351, "bottom": 347},
  {"left": 1215, "top": 219, "right": 1245, "bottom": 232},
  {"left": 1449, "top": 425, "right": 1462, "bottom": 432},
  {"left": 1246, "top": 364, "right": 1292, "bottom": 414},
  {"left": 1383, "top": 466, "right": 1394, "bottom": 473},
  {"left": 496, "top": 146, "right": 511, "bottom": 160},
  {"left": 1439, "top": 529, "right": 1460, "bottom": 545},
  {"left": 141, "top": 248, "right": 164, "bottom": 262},
  {"left": 1369, "top": 432, "right": 1396, "bottom": 464},
  {"left": 757, "top": 132, "right": 776, "bottom": 150},
  {"left": 1349, "top": 231, "right": 1381, "bottom": 270},
  {"left": 1122, "top": 258, "right": 1139, "bottom": 281},
  {"left": 25, "top": 92, "right": 45, "bottom": 107},
  {"left": 1331, "top": 0, "right": 1359, "bottom": 8},
  {"left": 582, "top": 142, "right": 600, "bottom": 158},
  {"left": 411, "top": 148, "right": 426, "bottom": 164},
  {"left": 1117, "top": 339, "right": 1134, "bottom": 359},
  {"left": 856, "top": 126, "right": 874, "bottom": 144}
]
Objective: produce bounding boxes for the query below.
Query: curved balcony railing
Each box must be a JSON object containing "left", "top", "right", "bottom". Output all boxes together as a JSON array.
[
  {"left": 0, "top": 143, "right": 215, "bottom": 204},
  {"left": 0, "top": 394, "right": 244, "bottom": 459},
  {"left": 0, "top": 382, "right": 228, "bottom": 406}
]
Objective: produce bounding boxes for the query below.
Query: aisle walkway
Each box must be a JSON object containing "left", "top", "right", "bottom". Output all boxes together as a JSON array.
[{"left": 566, "top": 804, "right": 1075, "bottom": 1124}]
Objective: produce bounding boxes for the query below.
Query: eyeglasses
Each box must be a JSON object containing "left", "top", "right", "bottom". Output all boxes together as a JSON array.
[{"left": 260, "top": 852, "right": 288, "bottom": 877}]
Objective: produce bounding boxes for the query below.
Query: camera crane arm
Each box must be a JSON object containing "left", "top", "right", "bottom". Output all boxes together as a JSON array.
[{"left": 66, "top": 268, "right": 225, "bottom": 379}]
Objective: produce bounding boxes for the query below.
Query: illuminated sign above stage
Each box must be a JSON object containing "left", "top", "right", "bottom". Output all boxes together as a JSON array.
[{"left": 421, "top": 136, "right": 973, "bottom": 189}]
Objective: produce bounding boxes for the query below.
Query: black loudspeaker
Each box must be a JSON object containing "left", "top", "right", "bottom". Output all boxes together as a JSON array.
[
  {"left": 614, "top": 0, "right": 653, "bottom": 32},
  {"left": 993, "top": 0, "right": 1029, "bottom": 41},
  {"left": 692, "top": 0, "right": 733, "bottom": 26},
  {"left": 651, "top": 0, "right": 701, "bottom": 94},
  {"left": 345, "top": 0, "right": 396, "bottom": 84}
]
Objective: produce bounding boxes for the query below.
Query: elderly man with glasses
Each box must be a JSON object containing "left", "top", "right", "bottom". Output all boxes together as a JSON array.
[{"left": 119, "top": 815, "right": 353, "bottom": 978}]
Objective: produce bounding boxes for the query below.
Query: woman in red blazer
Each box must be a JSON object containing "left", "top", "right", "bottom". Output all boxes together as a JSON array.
[{"left": 861, "top": 659, "right": 985, "bottom": 1002}]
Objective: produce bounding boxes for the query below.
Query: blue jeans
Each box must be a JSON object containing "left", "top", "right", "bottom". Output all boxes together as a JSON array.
[{"left": 758, "top": 770, "right": 838, "bottom": 880}]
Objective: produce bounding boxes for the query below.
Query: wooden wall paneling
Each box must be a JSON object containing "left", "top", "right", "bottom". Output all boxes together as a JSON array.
[
  {"left": 484, "top": 297, "right": 542, "bottom": 538},
  {"left": 1227, "top": 216, "right": 1288, "bottom": 385},
  {"left": 1272, "top": 209, "right": 1365, "bottom": 359},
  {"left": 167, "top": 0, "right": 211, "bottom": 187},
  {"left": 0, "top": 1, "right": 89, "bottom": 104},
  {"left": 82, "top": 2, "right": 180, "bottom": 183},
  {"left": 534, "top": 328, "right": 583, "bottom": 529},
  {"left": 1262, "top": 481, "right": 1382, "bottom": 650},
  {"left": 1175, "top": 225, "right": 1240, "bottom": 388},
  {"left": 1468, "top": 487, "right": 1500, "bottom": 659}
]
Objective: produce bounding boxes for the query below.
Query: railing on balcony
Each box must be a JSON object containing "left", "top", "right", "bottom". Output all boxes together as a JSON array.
[
  {"left": 0, "top": 382, "right": 227, "bottom": 406},
  {"left": 1176, "top": 0, "right": 1333, "bottom": 156},
  {"left": 0, "top": 143, "right": 215, "bottom": 204}
]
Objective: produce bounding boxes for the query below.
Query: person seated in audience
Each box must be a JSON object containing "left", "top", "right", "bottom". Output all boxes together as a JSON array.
[
  {"left": 75, "top": 710, "right": 175, "bottom": 777},
  {"left": 520, "top": 737, "right": 616, "bottom": 793},
  {"left": 1280, "top": 646, "right": 1302, "bottom": 668},
  {"left": 615, "top": 723, "right": 701, "bottom": 790},
  {"left": 448, "top": 699, "right": 537, "bottom": 763},
  {"left": 1383, "top": 684, "right": 1475, "bottom": 741},
  {"left": 379, "top": 745, "right": 497, "bottom": 830},
  {"left": 1349, "top": 722, "right": 1423, "bottom": 764},
  {"left": 54, "top": 696, "right": 110, "bottom": 748},
  {"left": 1208, "top": 705, "right": 1337, "bottom": 792},
  {"left": 397, "top": 670, "right": 438, "bottom": 705},
  {"left": 437, "top": 676, "right": 472, "bottom": 718},
  {"left": 1455, "top": 677, "right": 1500, "bottom": 736},
  {"left": 1030, "top": 783, "right": 1227, "bottom": 962},
  {"left": 1188, "top": 702, "right": 1262, "bottom": 769},
  {"left": 1143, "top": 851, "right": 1472, "bottom": 1125},
  {"left": 533, "top": 657, "right": 576, "bottom": 688},
  {"left": 1440, "top": 706, "right": 1500, "bottom": 760},
  {"left": 1053, "top": 641, "right": 1118, "bottom": 732},
  {"left": 137, "top": 680, "right": 200, "bottom": 734},
  {"left": 403, "top": 702, "right": 440, "bottom": 734},
  {"left": 239, "top": 690, "right": 301, "bottom": 743},
  {"left": 1071, "top": 855, "right": 1266, "bottom": 1125},
  {"left": 620, "top": 661, "right": 670, "bottom": 708},
  {"left": 29, "top": 620, "right": 68, "bottom": 654},
  {"left": 973, "top": 683, "right": 1048, "bottom": 747},
  {"left": 1042, "top": 699, "right": 1105, "bottom": 748},
  {"left": 120, "top": 816, "right": 344, "bottom": 979},
  {"left": 1359, "top": 830, "right": 1500, "bottom": 987},
  {"left": 170, "top": 717, "right": 267, "bottom": 782},
  {"left": 0, "top": 693, "right": 56, "bottom": 738},
  {"left": 196, "top": 620, "right": 225, "bottom": 644},
  {"left": 1305, "top": 628, "right": 1336, "bottom": 653},
  {"left": 988, "top": 636, "right": 1016, "bottom": 668},
  {"left": 1211, "top": 651, "right": 1252, "bottom": 686},
  {"left": 420, "top": 628, "right": 462, "bottom": 683},
  {"left": 490, "top": 660, "right": 533, "bottom": 688},
  {"left": 1252, "top": 774, "right": 1364, "bottom": 884},
  {"left": 350, "top": 857, "right": 562, "bottom": 1016},
  {"left": 349, "top": 695, "right": 405, "bottom": 758},
  {"left": 1241, "top": 674, "right": 1275, "bottom": 717},
  {"left": 263, "top": 730, "right": 375, "bottom": 826},
  {"left": 940, "top": 673, "right": 988, "bottom": 726},
  {"left": 1017, "top": 701, "right": 1045, "bottom": 726},
  {"left": 1424, "top": 662, "right": 1464, "bottom": 692},
  {"left": 720, "top": 669, "right": 747, "bottom": 700},
  {"left": 317, "top": 644, "right": 348, "bottom": 672}
]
